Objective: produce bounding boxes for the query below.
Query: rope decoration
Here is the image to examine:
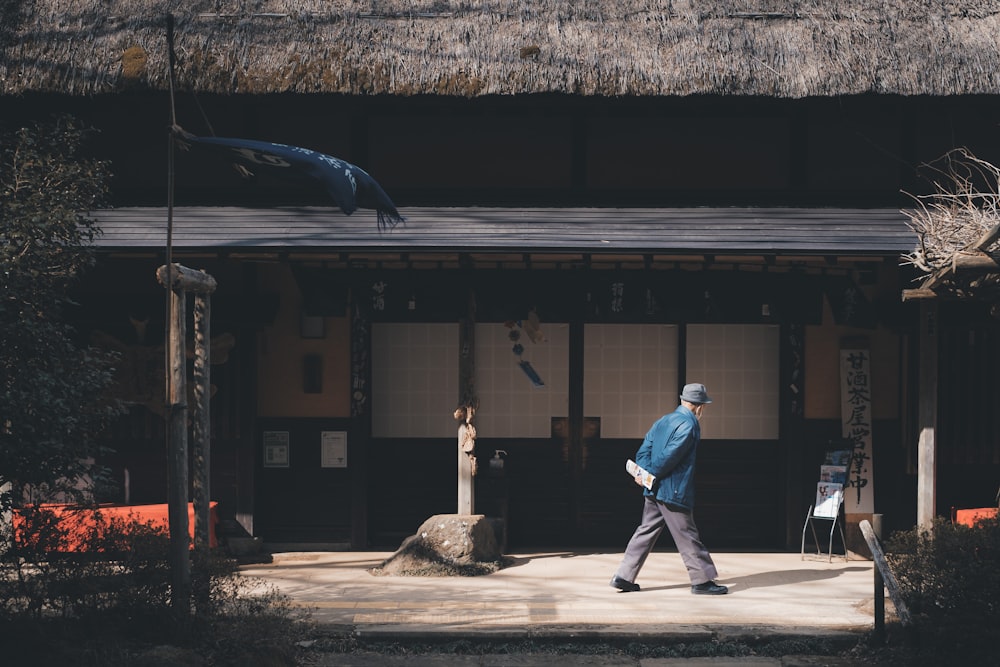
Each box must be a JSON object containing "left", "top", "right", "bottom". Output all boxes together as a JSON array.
[{"left": 454, "top": 404, "right": 478, "bottom": 476}]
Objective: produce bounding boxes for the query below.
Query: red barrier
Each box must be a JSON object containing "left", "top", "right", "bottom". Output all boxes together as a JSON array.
[
  {"left": 953, "top": 507, "right": 999, "bottom": 528},
  {"left": 12, "top": 502, "right": 218, "bottom": 551}
]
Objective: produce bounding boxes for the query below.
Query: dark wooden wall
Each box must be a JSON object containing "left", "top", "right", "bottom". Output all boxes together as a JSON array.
[
  {"left": 366, "top": 436, "right": 786, "bottom": 551},
  {"left": 930, "top": 304, "right": 1000, "bottom": 516},
  {"left": 7, "top": 93, "right": 1000, "bottom": 211},
  {"left": 254, "top": 418, "right": 354, "bottom": 544}
]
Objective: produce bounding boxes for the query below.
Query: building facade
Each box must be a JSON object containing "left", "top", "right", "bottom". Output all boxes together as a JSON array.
[{"left": 5, "top": 1, "right": 1000, "bottom": 551}]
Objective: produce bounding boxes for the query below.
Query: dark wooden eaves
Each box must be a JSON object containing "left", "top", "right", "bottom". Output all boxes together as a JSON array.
[{"left": 90, "top": 206, "right": 915, "bottom": 258}]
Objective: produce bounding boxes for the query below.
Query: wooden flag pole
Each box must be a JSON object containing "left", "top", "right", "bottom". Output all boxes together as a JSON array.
[{"left": 162, "top": 13, "right": 190, "bottom": 617}]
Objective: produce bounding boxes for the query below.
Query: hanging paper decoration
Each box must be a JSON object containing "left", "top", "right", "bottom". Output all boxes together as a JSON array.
[
  {"left": 454, "top": 404, "right": 478, "bottom": 476},
  {"left": 518, "top": 360, "right": 545, "bottom": 387},
  {"left": 523, "top": 308, "right": 546, "bottom": 343},
  {"left": 504, "top": 309, "right": 546, "bottom": 387}
]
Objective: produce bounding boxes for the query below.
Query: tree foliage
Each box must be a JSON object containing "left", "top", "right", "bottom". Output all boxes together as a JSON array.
[{"left": 0, "top": 114, "right": 121, "bottom": 510}]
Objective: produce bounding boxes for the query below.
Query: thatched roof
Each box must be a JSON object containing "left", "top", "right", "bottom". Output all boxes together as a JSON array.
[{"left": 3, "top": 1, "right": 1000, "bottom": 98}]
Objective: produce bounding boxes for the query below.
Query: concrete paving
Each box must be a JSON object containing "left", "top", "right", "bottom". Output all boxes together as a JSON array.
[
  {"left": 305, "top": 655, "right": 868, "bottom": 666},
  {"left": 240, "top": 549, "right": 885, "bottom": 665}
]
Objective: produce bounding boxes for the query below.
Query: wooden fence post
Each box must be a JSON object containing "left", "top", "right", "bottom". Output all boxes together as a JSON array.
[{"left": 859, "top": 518, "right": 912, "bottom": 637}]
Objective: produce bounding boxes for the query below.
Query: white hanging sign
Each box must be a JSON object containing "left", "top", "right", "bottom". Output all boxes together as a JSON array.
[{"left": 840, "top": 348, "right": 874, "bottom": 513}]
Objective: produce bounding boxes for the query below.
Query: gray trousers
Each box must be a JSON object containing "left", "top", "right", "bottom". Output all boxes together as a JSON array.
[{"left": 615, "top": 496, "right": 718, "bottom": 586}]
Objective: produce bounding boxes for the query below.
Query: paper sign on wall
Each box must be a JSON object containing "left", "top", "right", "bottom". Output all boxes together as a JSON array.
[
  {"left": 321, "top": 431, "right": 347, "bottom": 468},
  {"left": 263, "top": 431, "right": 290, "bottom": 468}
]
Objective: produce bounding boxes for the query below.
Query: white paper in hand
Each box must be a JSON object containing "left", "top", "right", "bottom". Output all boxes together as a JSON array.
[{"left": 626, "top": 459, "right": 656, "bottom": 490}]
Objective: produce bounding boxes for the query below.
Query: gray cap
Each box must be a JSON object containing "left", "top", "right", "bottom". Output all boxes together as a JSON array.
[{"left": 680, "top": 383, "right": 713, "bottom": 404}]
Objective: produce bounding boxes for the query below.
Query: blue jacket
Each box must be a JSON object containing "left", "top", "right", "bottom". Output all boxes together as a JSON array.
[{"left": 634, "top": 405, "right": 701, "bottom": 512}]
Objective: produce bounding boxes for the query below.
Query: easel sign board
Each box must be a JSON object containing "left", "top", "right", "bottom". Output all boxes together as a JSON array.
[{"left": 814, "top": 482, "right": 844, "bottom": 518}]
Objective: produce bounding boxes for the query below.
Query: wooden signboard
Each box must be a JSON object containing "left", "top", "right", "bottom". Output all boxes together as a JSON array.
[{"left": 840, "top": 346, "right": 874, "bottom": 514}]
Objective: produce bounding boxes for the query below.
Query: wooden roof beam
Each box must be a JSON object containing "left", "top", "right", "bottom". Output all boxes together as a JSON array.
[
  {"left": 917, "top": 263, "right": 953, "bottom": 292},
  {"left": 953, "top": 250, "right": 1000, "bottom": 273},
  {"left": 902, "top": 249, "right": 1000, "bottom": 300},
  {"left": 971, "top": 222, "right": 1000, "bottom": 252},
  {"left": 902, "top": 287, "right": 938, "bottom": 301}
]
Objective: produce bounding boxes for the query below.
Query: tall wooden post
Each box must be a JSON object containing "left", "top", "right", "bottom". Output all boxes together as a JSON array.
[
  {"left": 457, "top": 287, "right": 477, "bottom": 515},
  {"left": 192, "top": 293, "right": 211, "bottom": 548},
  {"left": 349, "top": 301, "right": 371, "bottom": 549},
  {"left": 158, "top": 263, "right": 218, "bottom": 617},
  {"left": 166, "top": 281, "right": 189, "bottom": 614},
  {"left": 0, "top": 482, "right": 11, "bottom": 550},
  {"left": 192, "top": 292, "right": 212, "bottom": 608},
  {"left": 457, "top": 418, "right": 475, "bottom": 515},
  {"left": 917, "top": 300, "right": 938, "bottom": 527},
  {"left": 782, "top": 323, "right": 806, "bottom": 549}
]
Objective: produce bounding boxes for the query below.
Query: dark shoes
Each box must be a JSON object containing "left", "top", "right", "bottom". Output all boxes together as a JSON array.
[
  {"left": 611, "top": 575, "right": 727, "bottom": 594},
  {"left": 609, "top": 575, "right": 640, "bottom": 592},
  {"left": 691, "top": 580, "right": 729, "bottom": 595}
]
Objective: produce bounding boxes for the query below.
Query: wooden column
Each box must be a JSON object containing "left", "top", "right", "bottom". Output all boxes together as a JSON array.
[
  {"left": 191, "top": 292, "right": 211, "bottom": 608},
  {"left": 568, "top": 319, "right": 584, "bottom": 533},
  {"left": 917, "top": 300, "right": 939, "bottom": 527},
  {"left": 457, "top": 287, "right": 477, "bottom": 515},
  {"left": 782, "top": 322, "right": 806, "bottom": 549},
  {"left": 349, "top": 300, "right": 371, "bottom": 549},
  {"left": 0, "top": 482, "right": 10, "bottom": 550},
  {"left": 235, "top": 264, "right": 257, "bottom": 538},
  {"left": 157, "top": 263, "right": 217, "bottom": 616},
  {"left": 165, "top": 282, "right": 189, "bottom": 614},
  {"left": 457, "top": 422, "right": 475, "bottom": 515}
]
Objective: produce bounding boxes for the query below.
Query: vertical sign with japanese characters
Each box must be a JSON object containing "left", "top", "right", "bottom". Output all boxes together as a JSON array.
[{"left": 840, "top": 347, "right": 874, "bottom": 513}]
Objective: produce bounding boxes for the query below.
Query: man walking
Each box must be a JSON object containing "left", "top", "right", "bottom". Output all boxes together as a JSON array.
[{"left": 610, "top": 383, "right": 728, "bottom": 595}]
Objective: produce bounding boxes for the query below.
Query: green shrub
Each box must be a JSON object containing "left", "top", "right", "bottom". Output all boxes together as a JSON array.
[
  {"left": 0, "top": 505, "right": 172, "bottom": 621},
  {"left": 884, "top": 515, "right": 1000, "bottom": 664},
  {"left": 0, "top": 505, "right": 309, "bottom": 665}
]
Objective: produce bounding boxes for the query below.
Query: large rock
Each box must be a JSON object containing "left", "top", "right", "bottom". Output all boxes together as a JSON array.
[{"left": 371, "top": 514, "right": 503, "bottom": 577}]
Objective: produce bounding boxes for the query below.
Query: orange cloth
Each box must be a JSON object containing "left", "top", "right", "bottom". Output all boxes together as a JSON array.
[{"left": 12, "top": 502, "right": 218, "bottom": 551}]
